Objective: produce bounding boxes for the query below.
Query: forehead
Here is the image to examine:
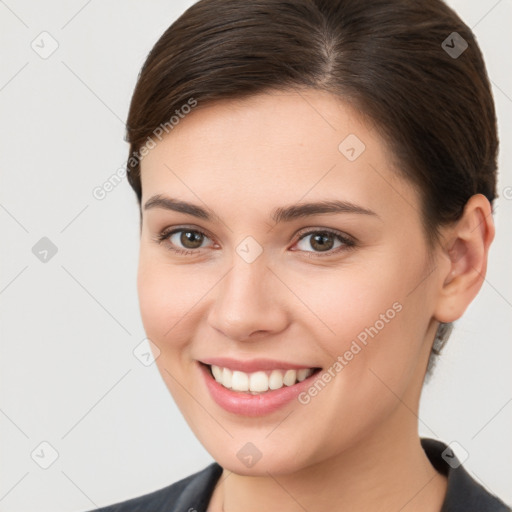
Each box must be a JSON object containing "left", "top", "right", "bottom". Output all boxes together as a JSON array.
[{"left": 139, "top": 89, "right": 420, "bottom": 222}]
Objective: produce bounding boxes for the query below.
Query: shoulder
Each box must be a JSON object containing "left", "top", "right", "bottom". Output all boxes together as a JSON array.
[
  {"left": 421, "top": 438, "right": 511, "bottom": 512},
  {"left": 86, "top": 462, "right": 223, "bottom": 512}
]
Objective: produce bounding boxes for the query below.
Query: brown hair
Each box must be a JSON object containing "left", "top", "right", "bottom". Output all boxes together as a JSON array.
[{"left": 124, "top": 0, "right": 498, "bottom": 375}]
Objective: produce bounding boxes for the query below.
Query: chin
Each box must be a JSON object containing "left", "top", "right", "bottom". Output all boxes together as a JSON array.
[{"left": 199, "top": 433, "right": 320, "bottom": 477}]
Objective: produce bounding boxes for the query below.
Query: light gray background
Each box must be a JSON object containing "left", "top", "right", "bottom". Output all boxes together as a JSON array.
[{"left": 1, "top": 1, "right": 511, "bottom": 511}]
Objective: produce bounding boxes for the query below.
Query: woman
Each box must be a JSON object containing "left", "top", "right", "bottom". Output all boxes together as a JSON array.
[{"left": 90, "top": 0, "right": 510, "bottom": 510}]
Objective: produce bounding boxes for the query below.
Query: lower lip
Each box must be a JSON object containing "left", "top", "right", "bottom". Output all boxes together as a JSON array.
[{"left": 198, "top": 362, "right": 321, "bottom": 417}]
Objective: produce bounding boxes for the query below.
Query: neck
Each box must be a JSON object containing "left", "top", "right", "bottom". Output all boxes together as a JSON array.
[{"left": 209, "top": 404, "right": 447, "bottom": 512}]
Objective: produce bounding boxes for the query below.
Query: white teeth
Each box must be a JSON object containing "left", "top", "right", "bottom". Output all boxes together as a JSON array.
[
  {"left": 268, "top": 369, "right": 284, "bottom": 390},
  {"left": 211, "top": 365, "right": 223, "bottom": 382},
  {"left": 231, "top": 370, "right": 249, "bottom": 391},
  {"left": 249, "top": 371, "right": 269, "bottom": 392},
  {"left": 222, "top": 367, "right": 232, "bottom": 389},
  {"left": 283, "top": 369, "right": 297, "bottom": 386},
  {"left": 209, "top": 365, "right": 315, "bottom": 393},
  {"left": 297, "top": 368, "right": 310, "bottom": 382}
]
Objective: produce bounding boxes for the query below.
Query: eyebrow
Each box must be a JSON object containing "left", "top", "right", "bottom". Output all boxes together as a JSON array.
[{"left": 143, "top": 194, "right": 379, "bottom": 223}]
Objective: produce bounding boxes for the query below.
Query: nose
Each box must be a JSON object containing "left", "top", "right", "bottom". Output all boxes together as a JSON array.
[{"left": 206, "top": 256, "right": 289, "bottom": 342}]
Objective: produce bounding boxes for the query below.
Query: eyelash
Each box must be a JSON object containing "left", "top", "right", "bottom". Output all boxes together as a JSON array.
[{"left": 154, "top": 226, "right": 356, "bottom": 258}]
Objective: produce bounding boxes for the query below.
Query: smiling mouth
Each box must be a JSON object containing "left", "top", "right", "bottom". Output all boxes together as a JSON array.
[{"left": 202, "top": 363, "right": 322, "bottom": 394}]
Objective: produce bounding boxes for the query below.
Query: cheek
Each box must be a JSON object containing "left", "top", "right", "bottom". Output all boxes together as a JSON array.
[
  {"left": 137, "top": 253, "right": 201, "bottom": 347},
  {"left": 290, "top": 263, "right": 405, "bottom": 345},
  {"left": 137, "top": 256, "right": 202, "bottom": 407},
  {"left": 288, "top": 253, "right": 427, "bottom": 389}
]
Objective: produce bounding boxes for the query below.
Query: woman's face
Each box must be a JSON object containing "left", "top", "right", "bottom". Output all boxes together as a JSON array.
[{"left": 138, "top": 89, "right": 447, "bottom": 475}]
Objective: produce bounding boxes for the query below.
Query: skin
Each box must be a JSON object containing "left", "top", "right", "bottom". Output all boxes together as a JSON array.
[{"left": 137, "top": 89, "right": 494, "bottom": 512}]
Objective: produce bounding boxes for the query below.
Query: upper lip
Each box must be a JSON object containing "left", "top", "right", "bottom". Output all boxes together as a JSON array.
[{"left": 199, "top": 357, "right": 319, "bottom": 373}]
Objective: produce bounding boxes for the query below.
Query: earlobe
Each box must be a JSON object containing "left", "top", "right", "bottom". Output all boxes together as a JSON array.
[{"left": 434, "top": 194, "right": 495, "bottom": 323}]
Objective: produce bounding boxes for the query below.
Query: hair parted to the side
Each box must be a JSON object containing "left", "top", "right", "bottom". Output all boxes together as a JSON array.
[{"left": 124, "top": 0, "right": 498, "bottom": 377}]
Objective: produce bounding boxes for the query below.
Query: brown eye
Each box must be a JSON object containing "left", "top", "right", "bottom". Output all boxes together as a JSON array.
[
  {"left": 309, "top": 232, "right": 335, "bottom": 252},
  {"left": 175, "top": 230, "right": 205, "bottom": 249},
  {"left": 294, "top": 229, "right": 355, "bottom": 257},
  {"left": 296, "top": 231, "right": 341, "bottom": 253},
  {"left": 157, "top": 228, "right": 214, "bottom": 254}
]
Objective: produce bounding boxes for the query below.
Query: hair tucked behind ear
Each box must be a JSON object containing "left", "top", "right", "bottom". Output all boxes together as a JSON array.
[
  {"left": 124, "top": 0, "right": 498, "bottom": 378},
  {"left": 425, "top": 322, "right": 455, "bottom": 381}
]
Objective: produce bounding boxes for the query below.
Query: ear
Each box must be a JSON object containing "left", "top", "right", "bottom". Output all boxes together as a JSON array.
[{"left": 433, "top": 194, "right": 495, "bottom": 324}]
